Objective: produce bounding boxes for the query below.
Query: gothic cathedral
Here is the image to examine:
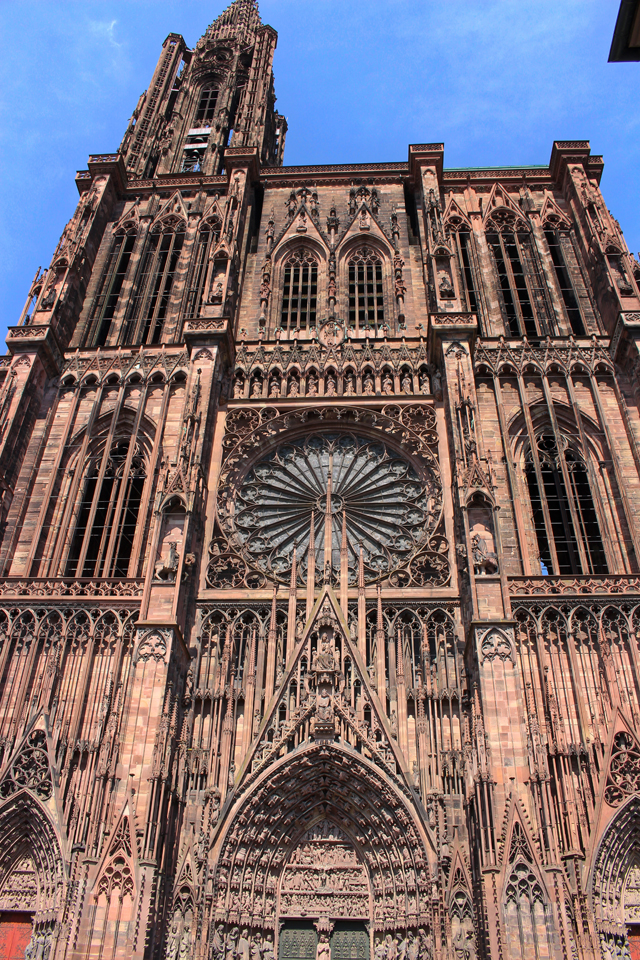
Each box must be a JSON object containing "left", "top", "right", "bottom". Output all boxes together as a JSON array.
[{"left": 1, "top": 3, "right": 640, "bottom": 960}]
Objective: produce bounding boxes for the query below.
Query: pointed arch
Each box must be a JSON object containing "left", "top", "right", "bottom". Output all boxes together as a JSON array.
[
  {"left": 591, "top": 796, "right": 640, "bottom": 950},
  {"left": 0, "top": 792, "right": 65, "bottom": 919}
]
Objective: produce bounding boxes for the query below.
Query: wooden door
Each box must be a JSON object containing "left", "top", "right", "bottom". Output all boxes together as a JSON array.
[{"left": 0, "top": 914, "right": 33, "bottom": 960}]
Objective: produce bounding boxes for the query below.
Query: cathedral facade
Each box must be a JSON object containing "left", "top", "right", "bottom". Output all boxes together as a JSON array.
[{"left": 2, "top": 3, "right": 640, "bottom": 959}]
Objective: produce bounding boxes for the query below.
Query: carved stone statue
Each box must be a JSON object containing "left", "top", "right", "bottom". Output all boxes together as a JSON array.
[
  {"left": 288, "top": 378, "right": 299, "bottom": 397},
  {"left": 419, "top": 372, "right": 430, "bottom": 395},
  {"left": 251, "top": 379, "right": 262, "bottom": 398},
  {"left": 262, "top": 935, "right": 275, "bottom": 960},
  {"left": 155, "top": 542, "right": 179, "bottom": 582},
  {"left": 401, "top": 373, "right": 412, "bottom": 394},
  {"left": 382, "top": 373, "right": 393, "bottom": 395},
  {"left": 233, "top": 377, "right": 244, "bottom": 399},
  {"left": 471, "top": 534, "right": 498, "bottom": 576},
  {"left": 237, "top": 929, "right": 250, "bottom": 960},
  {"left": 325, "top": 374, "right": 336, "bottom": 396},
  {"left": 363, "top": 373, "right": 375, "bottom": 395},
  {"left": 344, "top": 373, "right": 355, "bottom": 396},
  {"left": 316, "top": 935, "right": 331, "bottom": 960},
  {"left": 269, "top": 377, "right": 280, "bottom": 398},
  {"left": 307, "top": 374, "right": 318, "bottom": 397}
]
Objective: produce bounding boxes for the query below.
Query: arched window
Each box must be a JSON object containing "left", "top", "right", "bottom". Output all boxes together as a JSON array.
[
  {"left": 87, "top": 230, "right": 136, "bottom": 347},
  {"left": 348, "top": 247, "right": 384, "bottom": 332},
  {"left": 66, "top": 439, "right": 147, "bottom": 578},
  {"left": 280, "top": 249, "right": 318, "bottom": 330},
  {"left": 184, "top": 219, "right": 222, "bottom": 320},
  {"left": 544, "top": 229, "right": 585, "bottom": 335},
  {"left": 524, "top": 432, "right": 607, "bottom": 575},
  {"left": 121, "top": 222, "right": 186, "bottom": 345},
  {"left": 195, "top": 83, "right": 219, "bottom": 124},
  {"left": 486, "top": 224, "right": 550, "bottom": 337}
]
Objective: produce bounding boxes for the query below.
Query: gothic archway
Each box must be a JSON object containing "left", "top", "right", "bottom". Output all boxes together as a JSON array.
[
  {"left": 0, "top": 791, "right": 65, "bottom": 958},
  {"left": 209, "top": 743, "right": 436, "bottom": 954},
  {"left": 591, "top": 796, "right": 640, "bottom": 957}
]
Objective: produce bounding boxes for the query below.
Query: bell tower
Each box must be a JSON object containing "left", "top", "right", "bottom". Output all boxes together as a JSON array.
[{"left": 120, "top": 0, "right": 287, "bottom": 179}]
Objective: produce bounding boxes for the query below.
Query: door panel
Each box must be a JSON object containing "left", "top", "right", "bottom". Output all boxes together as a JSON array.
[{"left": 0, "top": 914, "right": 33, "bottom": 960}]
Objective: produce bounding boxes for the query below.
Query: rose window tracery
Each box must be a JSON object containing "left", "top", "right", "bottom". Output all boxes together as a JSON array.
[{"left": 229, "top": 433, "right": 441, "bottom": 585}]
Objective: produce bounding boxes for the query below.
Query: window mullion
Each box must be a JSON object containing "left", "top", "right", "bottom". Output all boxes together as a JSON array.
[
  {"left": 75, "top": 385, "right": 127, "bottom": 577},
  {"left": 102, "top": 387, "right": 149, "bottom": 576},
  {"left": 515, "top": 234, "right": 544, "bottom": 336},
  {"left": 516, "top": 373, "right": 561, "bottom": 574},
  {"left": 501, "top": 235, "right": 525, "bottom": 336},
  {"left": 540, "top": 375, "right": 590, "bottom": 574}
]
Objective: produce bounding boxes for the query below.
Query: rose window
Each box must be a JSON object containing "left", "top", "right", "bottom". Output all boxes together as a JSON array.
[{"left": 230, "top": 433, "right": 440, "bottom": 584}]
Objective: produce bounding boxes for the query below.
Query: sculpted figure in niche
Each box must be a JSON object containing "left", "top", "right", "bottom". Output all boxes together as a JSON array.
[
  {"left": 269, "top": 376, "right": 280, "bottom": 398},
  {"left": 307, "top": 373, "right": 318, "bottom": 397},
  {"left": 211, "top": 925, "right": 225, "bottom": 960},
  {"left": 251, "top": 378, "right": 262, "bottom": 398},
  {"left": 401, "top": 372, "right": 412, "bottom": 394},
  {"left": 226, "top": 928, "right": 238, "bottom": 960},
  {"left": 439, "top": 271, "right": 455, "bottom": 298},
  {"left": 363, "top": 372, "right": 375, "bottom": 395},
  {"left": 316, "top": 935, "right": 331, "bottom": 960},
  {"left": 179, "top": 926, "right": 191, "bottom": 960},
  {"left": 382, "top": 372, "right": 394, "bottom": 395},
  {"left": 233, "top": 377, "right": 244, "bottom": 399},
  {"left": 374, "top": 939, "right": 386, "bottom": 960},
  {"left": 288, "top": 377, "right": 300, "bottom": 397},
  {"left": 237, "top": 930, "right": 250, "bottom": 960},
  {"left": 419, "top": 372, "right": 430, "bottom": 395},
  {"left": 262, "top": 936, "right": 275, "bottom": 960},
  {"left": 344, "top": 373, "right": 355, "bottom": 396},
  {"left": 326, "top": 373, "right": 337, "bottom": 396},
  {"left": 155, "top": 542, "right": 179, "bottom": 582}
]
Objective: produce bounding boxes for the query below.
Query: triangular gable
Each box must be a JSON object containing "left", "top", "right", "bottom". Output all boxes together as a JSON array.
[
  {"left": 235, "top": 585, "right": 414, "bottom": 794},
  {"left": 152, "top": 190, "right": 189, "bottom": 228},
  {"left": 483, "top": 182, "right": 528, "bottom": 229},
  {"left": 272, "top": 204, "right": 330, "bottom": 257},
  {"left": 92, "top": 799, "right": 138, "bottom": 898},
  {"left": 498, "top": 795, "right": 551, "bottom": 900},
  {"left": 540, "top": 195, "right": 571, "bottom": 230},
  {"left": 336, "top": 203, "right": 393, "bottom": 255},
  {"left": 443, "top": 196, "right": 472, "bottom": 232}
]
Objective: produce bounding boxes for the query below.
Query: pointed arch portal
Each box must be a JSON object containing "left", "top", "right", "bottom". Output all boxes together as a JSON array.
[{"left": 210, "top": 742, "right": 435, "bottom": 954}]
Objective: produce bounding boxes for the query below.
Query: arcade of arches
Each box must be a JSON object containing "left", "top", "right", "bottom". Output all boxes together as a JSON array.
[{"left": 3, "top": 1, "right": 640, "bottom": 959}]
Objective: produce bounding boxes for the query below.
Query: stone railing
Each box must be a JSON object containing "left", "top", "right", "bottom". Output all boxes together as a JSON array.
[
  {"left": 0, "top": 578, "right": 145, "bottom": 599},
  {"left": 509, "top": 575, "right": 640, "bottom": 597}
]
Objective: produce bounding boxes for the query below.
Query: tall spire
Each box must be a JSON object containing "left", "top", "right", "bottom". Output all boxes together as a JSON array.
[{"left": 206, "top": 0, "right": 262, "bottom": 45}]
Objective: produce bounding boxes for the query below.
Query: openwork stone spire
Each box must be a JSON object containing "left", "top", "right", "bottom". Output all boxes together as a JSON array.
[{"left": 205, "top": 0, "right": 262, "bottom": 45}]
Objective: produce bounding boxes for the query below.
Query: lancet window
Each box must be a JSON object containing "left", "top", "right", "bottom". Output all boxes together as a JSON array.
[
  {"left": 544, "top": 229, "right": 585, "bottom": 335},
  {"left": 86, "top": 230, "right": 136, "bottom": 347},
  {"left": 348, "top": 247, "right": 385, "bottom": 331},
  {"left": 183, "top": 219, "right": 222, "bottom": 320},
  {"left": 486, "top": 228, "right": 549, "bottom": 338},
  {"left": 524, "top": 432, "right": 607, "bottom": 576},
  {"left": 280, "top": 249, "right": 318, "bottom": 330},
  {"left": 66, "top": 439, "right": 147, "bottom": 579},
  {"left": 121, "top": 223, "right": 186, "bottom": 345},
  {"left": 454, "top": 232, "right": 481, "bottom": 318},
  {"left": 195, "top": 83, "right": 219, "bottom": 124}
]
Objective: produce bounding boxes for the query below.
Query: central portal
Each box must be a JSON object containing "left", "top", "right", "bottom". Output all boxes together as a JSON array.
[
  {"left": 278, "top": 820, "right": 371, "bottom": 960},
  {"left": 278, "top": 922, "right": 369, "bottom": 960}
]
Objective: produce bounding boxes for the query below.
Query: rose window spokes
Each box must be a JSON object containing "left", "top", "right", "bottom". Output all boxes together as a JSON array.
[{"left": 232, "top": 433, "right": 439, "bottom": 585}]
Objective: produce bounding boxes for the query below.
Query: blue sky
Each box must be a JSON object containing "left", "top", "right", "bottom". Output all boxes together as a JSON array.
[{"left": 0, "top": 0, "right": 638, "bottom": 342}]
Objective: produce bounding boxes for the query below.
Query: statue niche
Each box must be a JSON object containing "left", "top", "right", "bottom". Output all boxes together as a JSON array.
[{"left": 279, "top": 820, "right": 370, "bottom": 923}]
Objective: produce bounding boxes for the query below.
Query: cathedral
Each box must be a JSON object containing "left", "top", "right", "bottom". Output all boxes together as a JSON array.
[{"left": 2, "top": 2, "right": 640, "bottom": 959}]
